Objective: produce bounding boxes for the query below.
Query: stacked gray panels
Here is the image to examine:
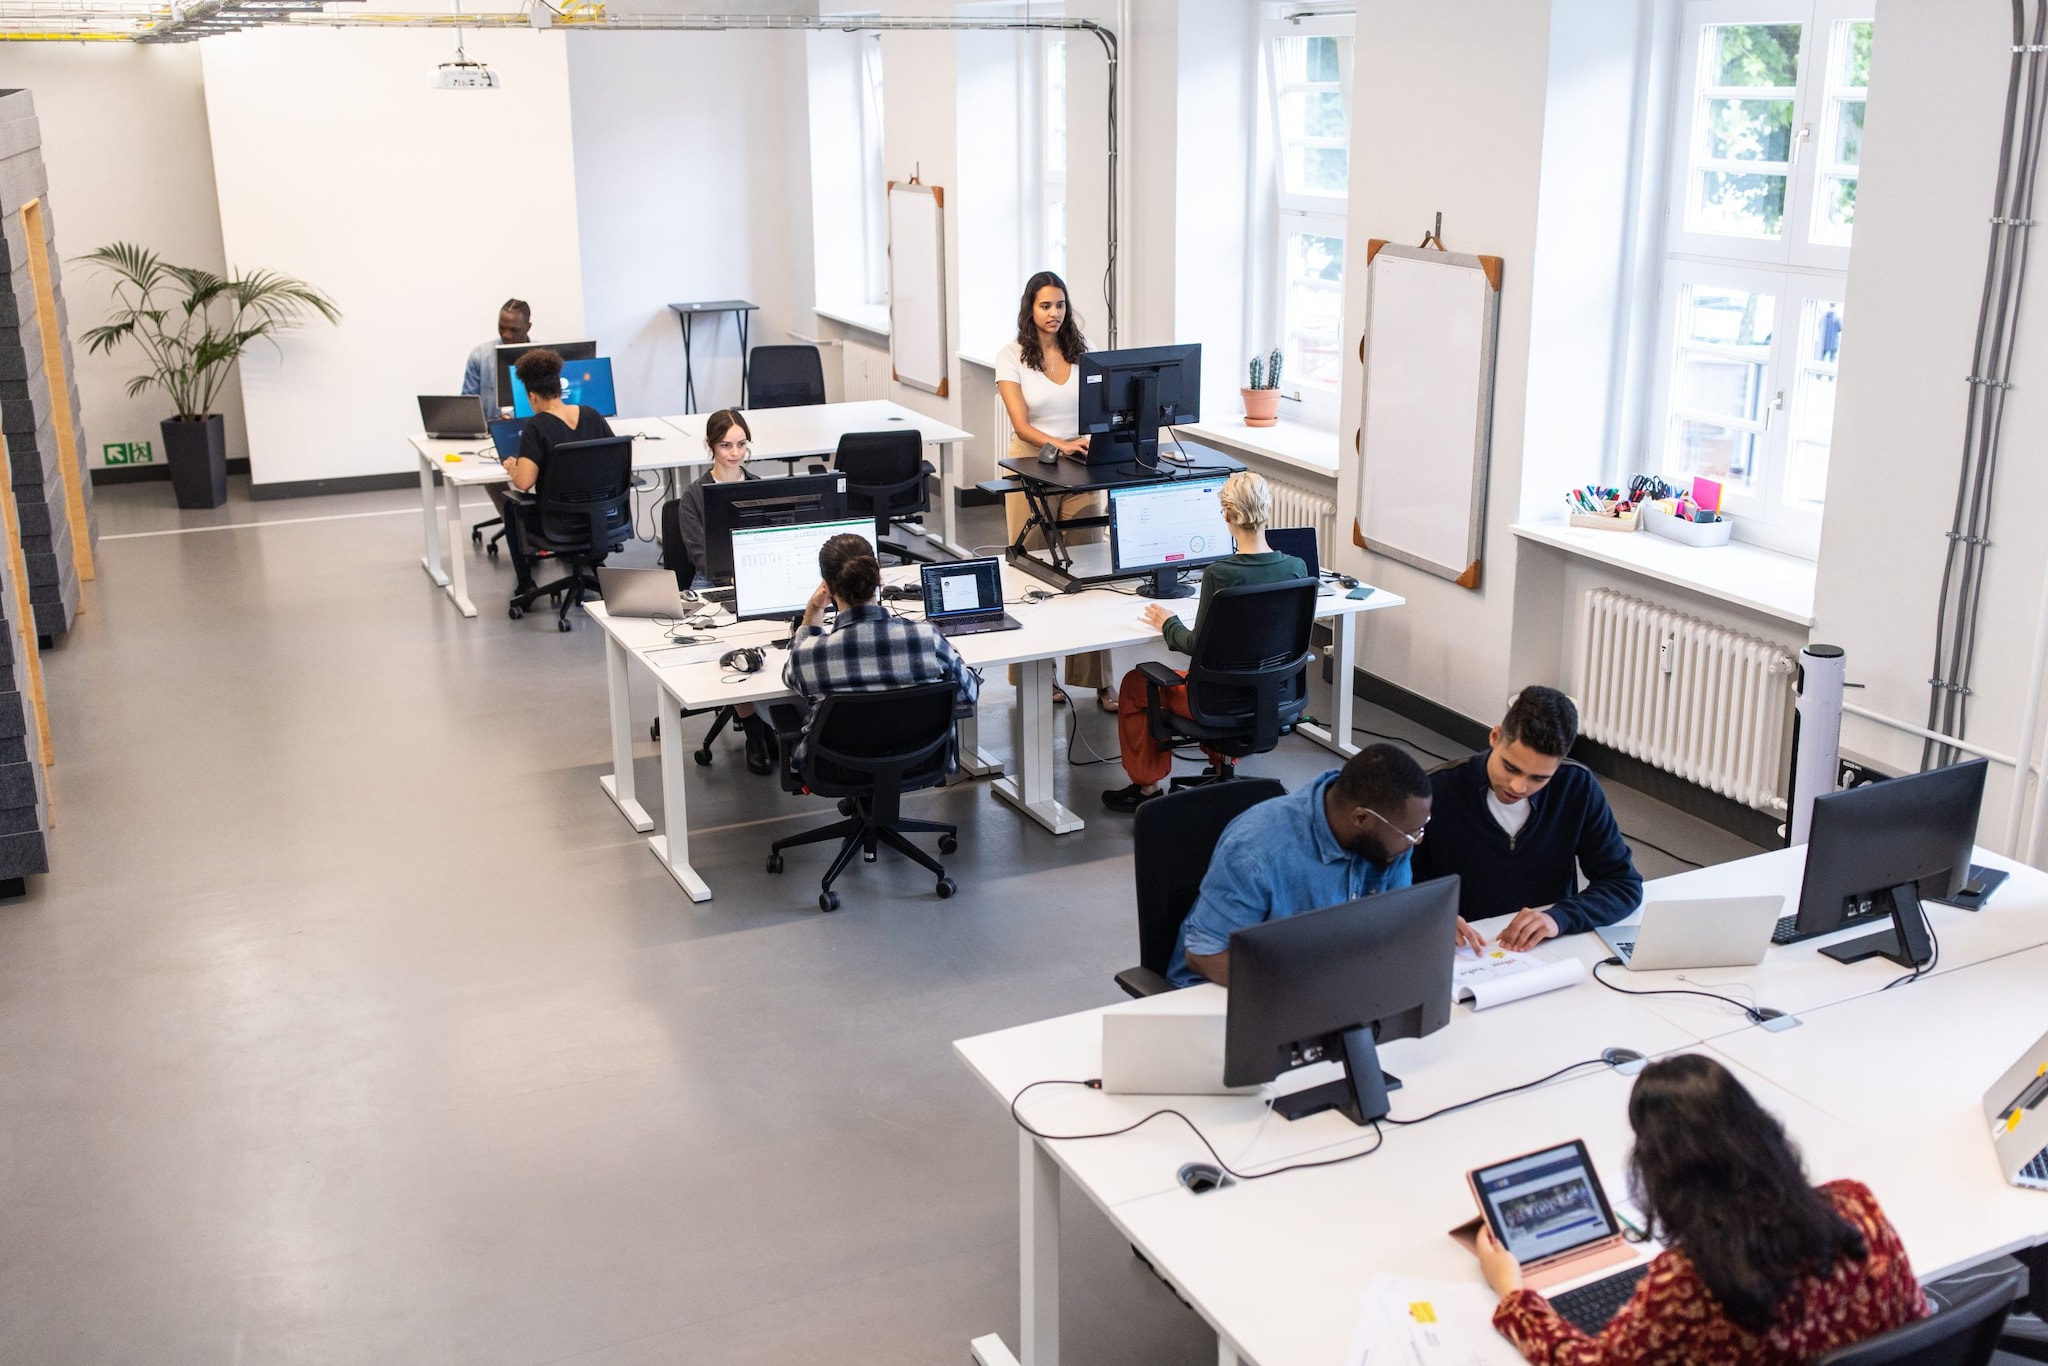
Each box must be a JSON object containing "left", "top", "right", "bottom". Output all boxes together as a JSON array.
[
  {"left": 0, "top": 88, "right": 97, "bottom": 640},
  {"left": 0, "top": 521, "right": 46, "bottom": 886}
]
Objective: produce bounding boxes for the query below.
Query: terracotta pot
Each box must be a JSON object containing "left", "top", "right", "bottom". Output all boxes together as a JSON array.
[{"left": 1241, "top": 387, "right": 1281, "bottom": 427}]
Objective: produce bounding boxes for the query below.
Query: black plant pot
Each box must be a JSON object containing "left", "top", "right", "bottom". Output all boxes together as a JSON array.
[{"left": 161, "top": 414, "right": 227, "bottom": 509}]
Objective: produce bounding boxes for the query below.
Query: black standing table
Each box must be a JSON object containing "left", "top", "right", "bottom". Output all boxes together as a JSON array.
[
  {"left": 667, "top": 300, "right": 759, "bottom": 412},
  {"left": 995, "top": 441, "right": 1245, "bottom": 592}
]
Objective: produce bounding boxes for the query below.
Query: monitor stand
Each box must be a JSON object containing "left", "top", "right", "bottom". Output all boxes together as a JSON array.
[
  {"left": 1820, "top": 881, "right": 1933, "bottom": 969},
  {"left": 1274, "top": 1025, "right": 1401, "bottom": 1127},
  {"left": 1136, "top": 566, "right": 1195, "bottom": 599}
]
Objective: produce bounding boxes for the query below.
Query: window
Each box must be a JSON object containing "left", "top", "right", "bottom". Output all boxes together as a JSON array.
[
  {"left": 858, "top": 32, "right": 887, "bottom": 306},
  {"left": 805, "top": 28, "right": 890, "bottom": 327},
  {"left": 1264, "top": 12, "right": 1353, "bottom": 422},
  {"left": 1042, "top": 35, "right": 1067, "bottom": 279},
  {"left": 1649, "top": 2, "right": 1869, "bottom": 555}
]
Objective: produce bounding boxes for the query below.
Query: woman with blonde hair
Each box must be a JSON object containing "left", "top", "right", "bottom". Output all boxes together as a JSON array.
[{"left": 1101, "top": 471, "right": 1308, "bottom": 812}]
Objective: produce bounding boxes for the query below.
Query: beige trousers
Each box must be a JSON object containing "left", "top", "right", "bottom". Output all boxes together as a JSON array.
[{"left": 1004, "top": 435, "right": 1110, "bottom": 692}]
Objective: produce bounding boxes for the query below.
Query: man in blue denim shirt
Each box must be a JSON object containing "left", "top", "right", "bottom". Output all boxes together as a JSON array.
[{"left": 1171, "top": 744, "right": 1475, "bottom": 987}]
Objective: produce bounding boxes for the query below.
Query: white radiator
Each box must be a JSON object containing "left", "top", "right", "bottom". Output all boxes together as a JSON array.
[
  {"left": 991, "top": 390, "right": 1018, "bottom": 454},
  {"left": 1267, "top": 475, "right": 1337, "bottom": 552},
  {"left": 1573, "top": 589, "right": 1797, "bottom": 812}
]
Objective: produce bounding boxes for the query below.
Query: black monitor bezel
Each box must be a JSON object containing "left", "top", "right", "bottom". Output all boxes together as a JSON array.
[
  {"left": 1794, "top": 758, "right": 1986, "bottom": 939},
  {"left": 493, "top": 339, "right": 597, "bottom": 412},
  {"left": 702, "top": 472, "right": 849, "bottom": 585}
]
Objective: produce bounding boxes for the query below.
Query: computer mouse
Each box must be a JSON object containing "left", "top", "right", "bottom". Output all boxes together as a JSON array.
[{"left": 1038, "top": 442, "right": 1062, "bottom": 465}]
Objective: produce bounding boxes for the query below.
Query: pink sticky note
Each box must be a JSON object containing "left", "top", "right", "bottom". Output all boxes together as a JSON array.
[{"left": 1691, "top": 477, "right": 1723, "bottom": 513}]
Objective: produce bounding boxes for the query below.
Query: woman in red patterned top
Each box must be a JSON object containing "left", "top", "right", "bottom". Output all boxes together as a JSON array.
[{"left": 1477, "top": 1054, "right": 1926, "bottom": 1365}]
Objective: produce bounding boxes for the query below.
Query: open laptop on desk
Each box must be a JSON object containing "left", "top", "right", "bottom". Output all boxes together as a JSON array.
[
  {"left": 921, "top": 558, "right": 1021, "bottom": 637},
  {"left": 1595, "top": 895, "right": 1784, "bottom": 971},
  {"left": 418, "top": 395, "right": 491, "bottom": 440},
  {"left": 1986, "top": 1030, "right": 2048, "bottom": 1190}
]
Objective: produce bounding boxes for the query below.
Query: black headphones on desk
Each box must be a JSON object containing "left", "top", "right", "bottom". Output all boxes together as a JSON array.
[{"left": 720, "top": 646, "right": 766, "bottom": 674}]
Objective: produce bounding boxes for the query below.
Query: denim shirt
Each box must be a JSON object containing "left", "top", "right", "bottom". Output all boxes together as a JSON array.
[{"left": 1168, "top": 770, "right": 1415, "bottom": 987}]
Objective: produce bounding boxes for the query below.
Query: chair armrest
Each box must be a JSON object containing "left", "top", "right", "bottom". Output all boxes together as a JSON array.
[
  {"left": 1113, "top": 966, "right": 1176, "bottom": 999},
  {"left": 767, "top": 701, "right": 806, "bottom": 745},
  {"left": 920, "top": 460, "right": 936, "bottom": 477},
  {"left": 1136, "top": 661, "right": 1183, "bottom": 688},
  {"left": 503, "top": 488, "right": 536, "bottom": 507}
]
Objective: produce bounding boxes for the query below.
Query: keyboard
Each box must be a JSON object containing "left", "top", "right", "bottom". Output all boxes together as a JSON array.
[
  {"left": 1609, "top": 938, "right": 1636, "bottom": 962},
  {"left": 2021, "top": 1145, "right": 2048, "bottom": 1189},
  {"left": 690, "top": 586, "right": 735, "bottom": 605},
  {"left": 1772, "top": 904, "right": 1888, "bottom": 946},
  {"left": 1550, "top": 1264, "right": 1651, "bottom": 1335},
  {"left": 933, "top": 612, "right": 1022, "bottom": 637}
]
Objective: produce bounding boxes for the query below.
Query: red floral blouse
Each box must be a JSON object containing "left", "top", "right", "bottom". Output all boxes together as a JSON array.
[{"left": 1493, "top": 1180, "right": 1926, "bottom": 1366}]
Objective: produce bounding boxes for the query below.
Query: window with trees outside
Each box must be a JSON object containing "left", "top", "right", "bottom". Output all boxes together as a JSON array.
[
  {"left": 1264, "top": 11, "right": 1352, "bottom": 424},
  {"left": 1650, "top": 0, "right": 1869, "bottom": 557}
]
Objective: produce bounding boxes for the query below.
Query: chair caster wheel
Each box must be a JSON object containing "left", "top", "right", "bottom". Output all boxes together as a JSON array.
[
  {"left": 692, "top": 748, "right": 712, "bottom": 766},
  {"left": 508, "top": 605, "right": 523, "bottom": 620},
  {"left": 485, "top": 543, "right": 498, "bottom": 561},
  {"left": 837, "top": 798, "right": 857, "bottom": 817},
  {"left": 471, "top": 530, "right": 482, "bottom": 547},
  {"left": 558, "top": 619, "right": 572, "bottom": 632},
  {"left": 862, "top": 849, "right": 877, "bottom": 863},
  {"left": 766, "top": 853, "right": 784, "bottom": 874},
  {"left": 938, "top": 835, "right": 958, "bottom": 854},
  {"left": 936, "top": 876, "right": 956, "bottom": 898},
  {"left": 818, "top": 891, "right": 840, "bottom": 913}
]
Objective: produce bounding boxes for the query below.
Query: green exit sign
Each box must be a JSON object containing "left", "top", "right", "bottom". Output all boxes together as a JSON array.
[{"left": 102, "top": 441, "right": 154, "bottom": 466}]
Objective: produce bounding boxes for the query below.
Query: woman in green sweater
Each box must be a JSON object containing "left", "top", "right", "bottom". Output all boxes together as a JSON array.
[{"left": 1102, "top": 471, "right": 1308, "bottom": 812}]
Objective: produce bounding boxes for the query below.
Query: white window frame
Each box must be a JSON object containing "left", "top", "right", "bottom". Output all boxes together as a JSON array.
[
  {"left": 1262, "top": 10, "right": 1353, "bottom": 426},
  {"left": 1039, "top": 32, "right": 1068, "bottom": 281},
  {"left": 1647, "top": 0, "right": 1868, "bottom": 557},
  {"left": 858, "top": 31, "right": 888, "bottom": 307}
]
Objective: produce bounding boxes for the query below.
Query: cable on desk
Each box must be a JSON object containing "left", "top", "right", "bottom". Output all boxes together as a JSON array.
[
  {"left": 1008, "top": 1079, "right": 1385, "bottom": 1183},
  {"left": 1380, "top": 1056, "right": 1616, "bottom": 1127},
  {"left": 1591, "top": 958, "right": 1776, "bottom": 1025},
  {"left": 1881, "top": 915, "right": 1940, "bottom": 990},
  {"left": 1621, "top": 833, "right": 1705, "bottom": 869}
]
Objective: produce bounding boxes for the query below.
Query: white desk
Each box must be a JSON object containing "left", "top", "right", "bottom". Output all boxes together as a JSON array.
[
  {"left": 587, "top": 566, "right": 1404, "bottom": 900},
  {"left": 410, "top": 416, "right": 692, "bottom": 619},
  {"left": 661, "top": 400, "right": 975, "bottom": 557},
  {"left": 956, "top": 858, "right": 2048, "bottom": 1366}
]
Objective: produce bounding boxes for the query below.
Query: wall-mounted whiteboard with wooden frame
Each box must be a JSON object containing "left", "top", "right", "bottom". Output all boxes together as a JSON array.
[
  {"left": 886, "top": 181, "right": 949, "bottom": 396},
  {"left": 1353, "top": 242, "right": 1503, "bottom": 589}
]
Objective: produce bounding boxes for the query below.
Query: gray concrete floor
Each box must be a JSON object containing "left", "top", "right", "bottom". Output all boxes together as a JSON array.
[{"left": 1, "top": 476, "right": 1763, "bottom": 1365}]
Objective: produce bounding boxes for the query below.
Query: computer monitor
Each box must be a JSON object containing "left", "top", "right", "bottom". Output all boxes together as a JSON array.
[
  {"left": 1796, "top": 758, "right": 1988, "bottom": 968},
  {"left": 493, "top": 339, "right": 597, "bottom": 413},
  {"left": 510, "top": 356, "right": 617, "bottom": 418},
  {"left": 1107, "top": 476, "right": 1234, "bottom": 598},
  {"left": 702, "top": 472, "right": 849, "bottom": 585},
  {"left": 730, "top": 517, "right": 873, "bottom": 622},
  {"left": 1077, "top": 343, "right": 1202, "bottom": 469},
  {"left": 1224, "top": 875, "right": 1460, "bottom": 1126}
]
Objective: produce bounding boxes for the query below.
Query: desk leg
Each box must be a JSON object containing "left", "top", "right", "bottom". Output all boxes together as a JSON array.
[
  {"left": 599, "top": 633, "right": 654, "bottom": 832},
  {"left": 1296, "top": 611, "right": 1360, "bottom": 759},
  {"left": 939, "top": 440, "right": 969, "bottom": 556},
  {"left": 993, "top": 657, "right": 1084, "bottom": 834},
  {"left": 968, "top": 1134, "right": 1059, "bottom": 1366},
  {"left": 679, "top": 312, "right": 696, "bottom": 413},
  {"left": 441, "top": 478, "right": 478, "bottom": 618},
  {"left": 955, "top": 710, "right": 1003, "bottom": 779},
  {"left": 418, "top": 458, "right": 449, "bottom": 588},
  {"left": 647, "top": 687, "right": 713, "bottom": 901}
]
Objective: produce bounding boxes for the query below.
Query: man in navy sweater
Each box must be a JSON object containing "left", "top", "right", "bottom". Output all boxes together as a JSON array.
[{"left": 1413, "top": 686, "right": 1642, "bottom": 951}]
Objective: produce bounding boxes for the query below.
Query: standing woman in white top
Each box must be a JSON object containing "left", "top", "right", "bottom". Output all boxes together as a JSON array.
[{"left": 996, "top": 271, "right": 1113, "bottom": 709}]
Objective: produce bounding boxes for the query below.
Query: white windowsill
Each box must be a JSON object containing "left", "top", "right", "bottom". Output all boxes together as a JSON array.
[
  {"left": 1171, "top": 417, "right": 1339, "bottom": 480},
  {"left": 1512, "top": 520, "right": 1816, "bottom": 628},
  {"left": 957, "top": 350, "right": 998, "bottom": 371},
  {"left": 814, "top": 303, "right": 890, "bottom": 339}
]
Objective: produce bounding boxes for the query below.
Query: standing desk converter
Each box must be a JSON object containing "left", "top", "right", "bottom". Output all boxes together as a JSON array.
[{"left": 998, "top": 442, "right": 1246, "bottom": 593}]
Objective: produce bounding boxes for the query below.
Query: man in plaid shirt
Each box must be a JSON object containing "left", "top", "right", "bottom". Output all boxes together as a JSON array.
[{"left": 780, "top": 533, "right": 980, "bottom": 764}]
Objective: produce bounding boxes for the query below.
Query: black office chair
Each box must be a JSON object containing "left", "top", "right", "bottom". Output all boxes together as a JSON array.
[
  {"left": 747, "top": 344, "right": 827, "bottom": 408},
  {"left": 1811, "top": 1260, "right": 2025, "bottom": 1366},
  {"left": 505, "top": 435, "right": 634, "bottom": 632},
  {"left": 1136, "top": 578, "right": 1318, "bottom": 789},
  {"left": 766, "top": 682, "right": 960, "bottom": 912},
  {"left": 834, "top": 429, "right": 936, "bottom": 565},
  {"left": 1114, "top": 778, "right": 1286, "bottom": 998}
]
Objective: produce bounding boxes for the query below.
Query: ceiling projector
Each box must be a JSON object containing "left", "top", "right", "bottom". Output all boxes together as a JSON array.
[{"left": 431, "top": 60, "right": 499, "bottom": 90}]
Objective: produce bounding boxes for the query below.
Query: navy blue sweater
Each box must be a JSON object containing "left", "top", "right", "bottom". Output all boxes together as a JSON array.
[{"left": 1412, "top": 753, "right": 1643, "bottom": 935}]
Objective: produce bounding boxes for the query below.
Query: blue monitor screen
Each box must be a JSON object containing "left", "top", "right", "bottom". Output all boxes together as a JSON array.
[{"left": 510, "top": 356, "right": 617, "bottom": 418}]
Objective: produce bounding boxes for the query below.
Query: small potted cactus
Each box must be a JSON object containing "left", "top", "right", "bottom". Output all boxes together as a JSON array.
[{"left": 1242, "top": 348, "right": 1282, "bottom": 427}]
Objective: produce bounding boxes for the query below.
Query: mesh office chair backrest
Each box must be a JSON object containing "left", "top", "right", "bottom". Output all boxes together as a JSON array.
[
  {"left": 748, "top": 345, "right": 828, "bottom": 409},
  {"left": 801, "top": 682, "right": 957, "bottom": 797},
  {"left": 533, "top": 435, "right": 634, "bottom": 552},
  {"left": 1131, "top": 779, "right": 1287, "bottom": 976},
  {"left": 833, "top": 430, "right": 930, "bottom": 539},
  {"left": 1182, "top": 578, "right": 1318, "bottom": 746},
  {"left": 1809, "top": 1260, "right": 2022, "bottom": 1366}
]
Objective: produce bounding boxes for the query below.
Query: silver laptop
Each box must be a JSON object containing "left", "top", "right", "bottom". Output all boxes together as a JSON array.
[
  {"left": 1985, "top": 1030, "right": 2048, "bottom": 1191},
  {"left": 1100, "top": 994, "right": 1259, "bottom": 1096},
  {"left": 1595, "top": 895, "right": 1785, "bottom": 971},
  {"left": 596, "top": 566, "right": 686, "bottom": 619},
  {"left": 417, "top": 394, "right": 491, "bottom": 439},
  {"left": 921, "top": 557, "right": 1022, "bottom": 637}
]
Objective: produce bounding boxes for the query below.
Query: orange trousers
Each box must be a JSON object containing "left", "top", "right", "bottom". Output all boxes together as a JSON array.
[{"left": 1117, "top": 667, "right": 1223, "bottom": 786}]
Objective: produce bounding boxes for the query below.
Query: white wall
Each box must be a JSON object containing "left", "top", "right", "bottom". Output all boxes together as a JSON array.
[
  {"left": 876, "top": 9, "right": 964, "bottom": 431},
  {"left": 0, "top": 45, "right": 249, "bottom": 471},
  {"left": 1168, "top": 0, "right": 1258, "bottom": 419},
  {"left": 1334, "top": 0, "right": 1553, "bottom": 724},
  {"left": 201, "top": 27, "right": 583, "bottom": 490},
  {"left": 567, "top": 31, "right": 811, "bottom": 420}
]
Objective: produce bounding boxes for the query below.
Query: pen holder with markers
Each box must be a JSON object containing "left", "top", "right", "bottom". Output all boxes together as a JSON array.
[{"left": 1564, "top": 484, "right": 1639, "bottom": 531}]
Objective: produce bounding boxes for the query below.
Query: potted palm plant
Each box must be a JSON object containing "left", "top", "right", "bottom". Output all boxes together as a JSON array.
[{"left": 78, "top": 243, "right": 340, "bottom": 509}]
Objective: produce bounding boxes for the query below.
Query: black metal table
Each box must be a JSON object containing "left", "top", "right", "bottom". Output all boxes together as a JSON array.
[
  {"left": 996, "top": 442, "right": 1245, "bottom": 592},
  {"left": 667, "top": 300, "right": 759, "bottom": 412}
]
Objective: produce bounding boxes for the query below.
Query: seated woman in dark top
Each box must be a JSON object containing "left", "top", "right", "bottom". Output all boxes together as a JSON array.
[
  {"left": 1479, "top": 1054, "right": 1925, "bottom": 1366},
  {"left": 672, "top": 409, "right": 758, "bottom": 586},
  {"left": 1101, "top": 471, "right": 1307, "bottom": 813},
  {"left": 501, "top": 348, "right": 617, "bottom": 591}
]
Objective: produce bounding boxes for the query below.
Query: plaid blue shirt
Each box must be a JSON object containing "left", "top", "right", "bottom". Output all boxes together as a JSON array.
[{"left": 783, "top": 604, "right": 980, "bottom": 761}]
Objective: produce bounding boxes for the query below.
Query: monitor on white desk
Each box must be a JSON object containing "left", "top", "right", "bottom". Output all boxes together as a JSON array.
[
  {"left": 730, "top": 517, "right": 873, "bottom": 622},
  {"left": 1108, "top": 476, "right": 1232, "bottom": 600}
]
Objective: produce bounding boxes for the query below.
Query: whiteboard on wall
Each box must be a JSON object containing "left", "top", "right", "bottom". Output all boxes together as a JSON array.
[
  {"left": 1353, "top": 243, "right": 1502, "bottom": 589},
  {"left": 886, "top": 181, "right": 949, "bottom": 396}
]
